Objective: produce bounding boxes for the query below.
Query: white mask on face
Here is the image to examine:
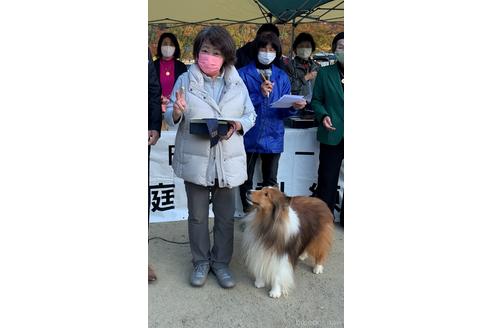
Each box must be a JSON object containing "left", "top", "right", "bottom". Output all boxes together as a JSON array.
[
  {"left": 258, "top": 51, "right": 276, "bottom": 65},
  {"left": 161, "top": 45, "right": 175, "bottom": 58},
  {"left": 296, "top": 47, "right": 312, "bottom": 59}
]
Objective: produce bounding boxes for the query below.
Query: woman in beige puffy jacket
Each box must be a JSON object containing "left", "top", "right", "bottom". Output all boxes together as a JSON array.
[{"left": 164, "top": 26, "right": 256, "bottom": 289}]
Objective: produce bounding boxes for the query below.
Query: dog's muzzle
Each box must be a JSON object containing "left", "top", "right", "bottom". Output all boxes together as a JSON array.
[{"left": 245, "top": 190, "right": 254, "bottom": 205}]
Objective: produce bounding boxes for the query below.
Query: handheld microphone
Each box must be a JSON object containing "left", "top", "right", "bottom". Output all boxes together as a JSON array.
[{"left": 261, "top": 69, "right": 272, "bottom": 97}]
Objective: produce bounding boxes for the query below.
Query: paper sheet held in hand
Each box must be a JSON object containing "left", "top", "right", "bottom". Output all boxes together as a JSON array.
[{"left": 270, "top": 95, "right": 305, "bottom": 108}]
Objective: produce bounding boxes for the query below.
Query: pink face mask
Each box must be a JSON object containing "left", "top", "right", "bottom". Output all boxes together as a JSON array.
[{"left": 197, "top": 53, "right": 224, "bottom": 77}]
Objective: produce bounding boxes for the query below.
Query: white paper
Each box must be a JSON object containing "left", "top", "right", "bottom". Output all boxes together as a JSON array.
[
  {"left": 191, "top": 117, "right": 240, "bottom": 122},
  {"left": 216, "top": 117, "right": 242, "bottom": 122},
  {"left": 270, "top": 95, "right": 305, "bottom": 108}
]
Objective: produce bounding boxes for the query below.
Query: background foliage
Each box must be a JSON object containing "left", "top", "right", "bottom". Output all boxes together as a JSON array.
[{"left": 149, "top": 22, "right": 344, "bottom": 61}]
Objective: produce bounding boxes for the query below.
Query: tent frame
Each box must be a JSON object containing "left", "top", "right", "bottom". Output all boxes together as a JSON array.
[
  {"left": 148, "top": 1, "right": 343, "bottom": 27},
  {"left": 148, "top": 0, "right": 343, "bottom": 54}
]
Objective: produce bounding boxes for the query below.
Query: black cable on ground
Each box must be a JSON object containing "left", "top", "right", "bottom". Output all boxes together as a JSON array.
[
  {"left": 148, "top": 236, "right": 190, "bottom": 245},
  {"left": 148, "top": 230, "right": 213, "bottom": 245}
]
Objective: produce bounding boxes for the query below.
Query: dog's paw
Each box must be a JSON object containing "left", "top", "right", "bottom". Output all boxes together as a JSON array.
[
  {"left": 254, "top": 279, "right": 265, "bottom": 288},
  {"left": 269, "top": 289, "right": 281, "bottom": 298},
  {"left": 298, "top": 252, "right": 308, "bottom": 261},
  {"left": 313, "top": 264, "right": 324, "bottom": 274}
]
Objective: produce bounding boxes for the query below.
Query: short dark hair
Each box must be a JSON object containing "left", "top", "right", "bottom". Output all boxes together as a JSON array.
[
  {"left": 157, "top": 32, "right": 181, "bottom": 59},
  {"left": 253, "top": 32, "right": 282, "bottom": 60},
  {"left": 293, "top": 32, "right": 316, "bottom": 52},
  {"left": 193, "top": 26, "right": 236, "bottom": 67},
  {"left": 256, "top": 23, "right": 280, "bottom": 37},
  {"left": 331, "top": 32, "right": 344, "bottom": 52}
]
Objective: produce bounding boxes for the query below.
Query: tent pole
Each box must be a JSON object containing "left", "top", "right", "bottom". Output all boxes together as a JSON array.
[{"left": 290, "top": 17, "right": 296, "bottom": 58}]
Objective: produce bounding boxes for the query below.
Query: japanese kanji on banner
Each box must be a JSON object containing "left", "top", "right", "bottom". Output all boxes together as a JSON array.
[{"left": 149, "top": 127, "right": 343, "bottom": 223}]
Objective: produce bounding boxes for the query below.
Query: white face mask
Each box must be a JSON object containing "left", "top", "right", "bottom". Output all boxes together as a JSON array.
[
  {"left": 258, "top": 51, "right": 276, "bottom": 65},
  {"left": 296, "top": 48, "right": 312, "bottom": 59},
  {"left": 161, "top": 45, "right": 175, "bottom": 58}
]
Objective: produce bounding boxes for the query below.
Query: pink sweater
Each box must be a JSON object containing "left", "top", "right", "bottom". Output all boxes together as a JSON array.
[{"left": 159, "top": 58, "right": 175, "bottom": 98}]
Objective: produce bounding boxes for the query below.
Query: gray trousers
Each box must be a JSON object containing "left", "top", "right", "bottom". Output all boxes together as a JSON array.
[{"left": 184, "top": 181, "right": 236, "bottom": 267}]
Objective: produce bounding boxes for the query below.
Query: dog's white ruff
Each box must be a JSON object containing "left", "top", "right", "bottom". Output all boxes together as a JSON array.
[
  {"left": 242, "top": 207, "right": 300, "bottom": 298},
  {"left": 285, "top": 208, "right": 300, "bottom": 241}
]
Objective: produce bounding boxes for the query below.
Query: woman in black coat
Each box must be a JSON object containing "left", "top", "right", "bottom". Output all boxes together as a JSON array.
[{"left": 153, "top": 32, "right": 188, "bottom": 111}]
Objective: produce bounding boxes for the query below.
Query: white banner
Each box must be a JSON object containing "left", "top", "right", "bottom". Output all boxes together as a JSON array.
[{"left": 149, "top": 127, "right": 343, "bottom": 223}]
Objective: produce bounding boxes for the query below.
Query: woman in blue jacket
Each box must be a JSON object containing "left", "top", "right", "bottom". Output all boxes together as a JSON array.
[{"left": 238, "top": 32, "right": 306, "bottom": 212}]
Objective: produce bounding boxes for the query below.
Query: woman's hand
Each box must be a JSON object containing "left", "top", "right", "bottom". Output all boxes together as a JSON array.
[
  {"left": 222, "top": 121, "right": 242, "bottom": 140},
  {"left": 172, "top": 88, "right": 186, "bottom": 122},
  {"left": 260, "top": 80, "right": 274, "bottom": 97},
  {"left": 304, "top": 71, "right": 318, "bottom": 81},
  {"left": 161, "top": 95, "right": 170, "bottom": 113},
  {"left": 148, "top": 130, "right": 160, "bottom": 145},
  {"left": 293, "top": 99, "right": 307, "bottom": 110},
  {"left": 323, "top": 116, "right": 336, "bottom": 131}
]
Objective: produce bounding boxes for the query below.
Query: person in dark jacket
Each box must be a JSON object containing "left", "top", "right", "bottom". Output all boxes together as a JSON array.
[
  {"left": 148, "top": 48, "right": 162, "bottom": 281},
  {"left": 311, "top": 32, "right": 344, "bottom": 218},
  {"left": 285, "top": 32, "right": 320, "bottom": 103},
  {"left": 235, "top": 23, "right": 287, "bottom": 71},
  {"left": 153, "top": 32, "right": 188, "bottom": 112},
  {"left": 238, "top": 33, "right": 306, "bottom": 212},
  {"left": 149, "top": 48, "right": 162, "bottom": 143}
]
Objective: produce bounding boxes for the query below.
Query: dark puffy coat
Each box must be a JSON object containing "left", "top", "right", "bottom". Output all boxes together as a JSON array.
[{"left": 148, "top": 49, "right": 162, "bottom": 132}]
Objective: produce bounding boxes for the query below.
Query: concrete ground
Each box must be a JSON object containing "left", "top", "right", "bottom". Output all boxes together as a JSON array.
[{"left": 149, "top": 219, "right": 344, "bottom": 328}]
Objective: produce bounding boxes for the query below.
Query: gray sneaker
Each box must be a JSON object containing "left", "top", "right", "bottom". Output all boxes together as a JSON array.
[
  {"left": 190, "top": 262, "right": 210, "bottom": 287},
  {"left": 211, "top": 265, "right": 235, "bottom": 288}
]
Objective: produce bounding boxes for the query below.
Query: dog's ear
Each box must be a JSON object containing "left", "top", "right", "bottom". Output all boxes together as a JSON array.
[
  {"left": 269, "top": 191, "right": 285, "bottom": 222},
  {"left": 272, "top": 184, "right": 280, "bottom": 190}
]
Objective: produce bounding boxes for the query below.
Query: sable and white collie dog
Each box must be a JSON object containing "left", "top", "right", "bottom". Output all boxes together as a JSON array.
[{"left": 242, "top": 186, "right": 334, "bottom": 298}]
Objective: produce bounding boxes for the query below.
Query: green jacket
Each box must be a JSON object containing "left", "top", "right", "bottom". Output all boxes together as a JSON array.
[{"left": 311, "top": 64, "right": 344, "bottom": 145}]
